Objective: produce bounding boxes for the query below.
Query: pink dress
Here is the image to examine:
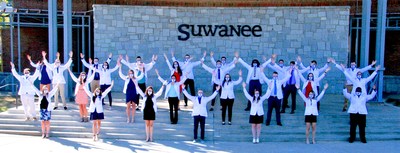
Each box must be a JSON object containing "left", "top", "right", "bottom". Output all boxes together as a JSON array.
[{"left": 75, "top": 84, "right": 88, "bottom": 105}]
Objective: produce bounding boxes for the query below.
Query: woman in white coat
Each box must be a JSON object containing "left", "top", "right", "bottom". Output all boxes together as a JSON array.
[
  {"left": 219, "top": 70, "right": 242, "bottom": 125},
  {"left": 242, "top": 82, "right": 272, "bottom": 144},
  {"left": 68, "top": 67, "right": 95, "bottom": 122},
  {"left": 118, "top": 66, "right": 144, "bottom": 123},
  {"left": 136, "top": 83, "right": 164, "bottom": 142},
  {"left": 297, "top": 83, "right": 328, "bottom": 144},
  {"left": 32, "top": 84, "right": 58, "bottom": 138},
  {"left": 84, "top": 81, "right": 114, "bottom": 141},
  {"left": 155, "top": 69, "right": 187, "bottom": 124}
]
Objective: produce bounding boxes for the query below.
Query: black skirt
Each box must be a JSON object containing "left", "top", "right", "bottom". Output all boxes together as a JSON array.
[
  {"left": 90, "top": 109, "right": 104, "bottom": 120},
  {"left": 249, "top": 114, "right": 263, "bottom": 124},
  {"left": 305, "top": 115, "right": 317, "bottom": 123}
]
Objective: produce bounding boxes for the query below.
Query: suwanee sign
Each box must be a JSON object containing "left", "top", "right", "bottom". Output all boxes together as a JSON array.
[{"left": 177, "top": 24, "right": 263, "bottom": 41}]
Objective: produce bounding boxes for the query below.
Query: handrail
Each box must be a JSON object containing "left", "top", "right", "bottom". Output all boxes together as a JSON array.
[{"left": 0, "top": 83, "right": 19, "bottom": 109}]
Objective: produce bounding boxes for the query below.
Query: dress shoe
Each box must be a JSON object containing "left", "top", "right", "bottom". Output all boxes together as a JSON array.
[
  {"left": 342, "top": 108, "right": 347, "bottom": 112},
  {"left": 244, "top": 108, "right": 250, "bottom": 111},
  {"left": 228, "top": 122, "right": 232, "bottom": 125},
  {"left": 285, "top": 105, "right": 290, "bottom": 108},
  {"left": 209, "top": 108, "right": 214, "bottom": 111},
  {"left": 361, "top": 138, "right": 367, "bottom": 143},
  {"left": 222, "top": 122, "right": 225, "bottom": 125},
  {"left": 53, "top": 107, "right": 58, "bottom": 110},
  {"left": 64, "top": 106, "right": 67, "bottom": 110},
  {"left": 32, "top": 117, "right": 38, "bottom": 121},
  {"left": 277, "top": 123, "right": 283, "bottom": 126},
  {"left": 280, "top": 110, "right": 285, "bottom": 113},
  {"left": 290, "top": 111, "right": 295, "bottom": 114},
  {"left": 193, "top": 139, "right": 197, "bottom": 143},
  {"left": 265, "top": 123, "right": 270, "bottom": 126},
  {"left": 349, "top": 138, "right": 354, "bottom": 143}
]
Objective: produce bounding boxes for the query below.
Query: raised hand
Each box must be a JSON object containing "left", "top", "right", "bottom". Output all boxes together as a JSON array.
[
  {"left": 238, "top": 69, "right": 242, "bottom": 76},
  {"left": 125, "top": 54, "right": 129, "bottom": 62},
  {"left": 56, "top": 52, "right": 60, "bottom": 59},
  {"left": 210, "top": 51, "right": 214, "bottom": 57},
  {"left": 295, "top": 84, "right": 300, "bottom": 89},
  {"left": 297, "top": 56, "right": 302, "bottom": 63},
  {"left": 69, "top": 51, "right": 73, "bottom": 58},
  {"left": 330, "top": 58, "right": 336, "bottom": 64},
  {"left": 372, "top": 84, "right": 376, "bottom": 90},
  {"left": 118, "top": 54, "right": 123, "bottom": 60},
  {"left": 324, "top": 83, "right": 329, "bottom": 90},
  {"left": 242, "top": 82, "right": 246, "bottom": 88},
  {"left": 152, "top": 54, "right": 158, "bottom": 61},
  {"left": 234, "top": 51, "right": 239, "bottom": 58},
  {"left": 262, "top": 55, "right": 267, "bottom": 62},
  {"left": 325, "top": 67, "right": 331, "bottom": 72},
  {"left": 271, "top": 54, "right": 277, "bottom": 59},
  {"left": 375, "top": 65, "right": 381, "bottom": 71},
  {"left": 80, "top": 53, "right": 84, "bottom": 58},
  {"left": 215, "top": 85, "right": 221, "bottom": 91},
  {"left": 203, "top": 51, "right": 207, "bottom": 58},
  {"left": 371, "top": 60, "right": 376, "bottom": 66},
  {"left": 10, "top": 62, "right": 15, "bottom": 68},
  {"left": 108, "top": 53, "right": 113, "bottom": 58},
  {"left": 27, "top": 55, "right": 32, "bottom": 61},
  {"left": 41, "top": 51, "right": 47, "bottom": 57},
  {"left": 117, "top": 59, "right": 121, "bottom": 67}
]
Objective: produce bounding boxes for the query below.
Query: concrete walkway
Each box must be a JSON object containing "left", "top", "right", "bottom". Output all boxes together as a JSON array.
[{"left": 0, "top": 134, "right": 399, "bottom": 153}]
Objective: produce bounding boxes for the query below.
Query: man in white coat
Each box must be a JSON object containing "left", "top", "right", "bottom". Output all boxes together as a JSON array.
[
  {"left": 182, "top": 84, "right": 220, "bottom": 143},
  {"left": 10, "top": 62, "right": 39, "bottom": 121}
]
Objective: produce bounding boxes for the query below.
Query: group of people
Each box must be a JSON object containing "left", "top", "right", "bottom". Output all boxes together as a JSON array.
[{"left": 10, "top": 50, "right": 379, "bottom": 144}]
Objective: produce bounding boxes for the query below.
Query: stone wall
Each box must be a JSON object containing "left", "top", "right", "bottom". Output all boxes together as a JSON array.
[{"left": 93, "top": 5, "right": 350, "bottom": 93}]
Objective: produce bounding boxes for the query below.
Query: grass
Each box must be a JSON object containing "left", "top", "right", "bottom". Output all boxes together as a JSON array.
[{"left": 0, "top": 96, "right": 18, "bottom": 112}]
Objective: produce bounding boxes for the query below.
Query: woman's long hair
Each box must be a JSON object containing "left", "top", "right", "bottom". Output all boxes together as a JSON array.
[
  {"left": 222, "top": 74, "right": 231, "bottom": 87},
  {"left": 145, "top": 86, "right": 154, "bottom": 98},
  {"left": 172, "top": 61, "right": 182, "bottom": 76},
  {"left": 92, "top": 88, "right": 102, "bottom": 103}
]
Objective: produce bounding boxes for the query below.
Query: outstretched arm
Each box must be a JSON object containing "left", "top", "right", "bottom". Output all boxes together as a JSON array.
[{"left": 154, "top": 85, "right": 165, "bottom": 98}]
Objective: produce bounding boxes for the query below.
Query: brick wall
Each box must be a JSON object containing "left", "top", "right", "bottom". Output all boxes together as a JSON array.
[{"left": 1, "top": 28, "right": 48, "bottom": 72}]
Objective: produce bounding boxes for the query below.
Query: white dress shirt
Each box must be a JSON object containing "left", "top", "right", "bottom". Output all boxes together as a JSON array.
[
  {"left": 243, "top": 87, "right": 272, "bottom": 116},
  {"left": 261, "top": 72, "right": 291, "bottom": 99},
  {"left": 343, "top": 89, "right": 377, "bottom": 114},
  {"left": 11, "top": 68, "right": 39, "bottom": 95},
  {"left": 136, "top": 85, "right": 164, "bottom": 113},
  {"left": 297, "top": 89, "right": 326, "bottom": 116},
  {"left": 220, "top": 77, "right": 242, "bottom": 99},
  {"left": 183, "top": 89, "right": 219, "bottom": 117},
  {"left": 44, "top": 57, "right": 72, "bottom": 84},
  {"left": 202, "top": 63, "right": 235, "bottom": 85},
  {"left": 94, "top": 65, "right": 120, "bottom": 85},
  {"left": 158, "top": 76, "right": 187, "bottom": 99},
  {"left": 172, "top": 57, "right": 203, "bottom": 80}
]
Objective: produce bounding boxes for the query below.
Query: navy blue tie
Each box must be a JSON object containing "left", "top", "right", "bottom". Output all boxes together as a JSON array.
[{"left": 198, "top": 97, "right": 201, "bottom": 104}]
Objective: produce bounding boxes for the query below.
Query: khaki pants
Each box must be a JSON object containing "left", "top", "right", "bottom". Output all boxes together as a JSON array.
[
  {"left": 54, "top": 84, "right": 66, "bottom": 107},
  {"left": 20, "top": 94, "right": 36, "bottom": 118},
  {"left": 91, "top": 80, "right": 100, "bottom": 92},
  {"left": 343, "top": 85, "right": 353, "bottom": 110}
]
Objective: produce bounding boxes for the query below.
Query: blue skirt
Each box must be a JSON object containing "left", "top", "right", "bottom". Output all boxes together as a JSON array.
[
  {"left": 40, "top": 109, "right": 51, "bottom": 121},
  {"left": 90, "top": 109, "right": 104, "bottom": 120}
]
